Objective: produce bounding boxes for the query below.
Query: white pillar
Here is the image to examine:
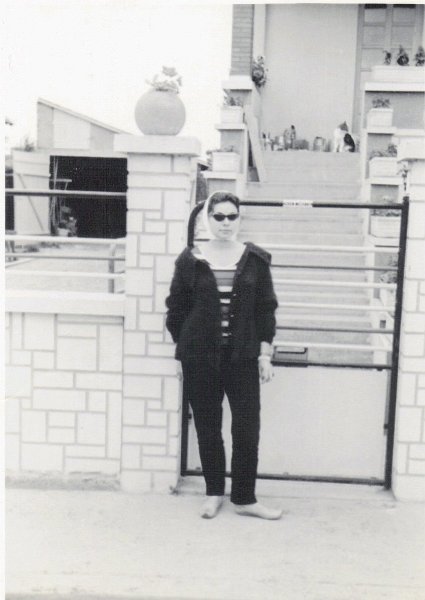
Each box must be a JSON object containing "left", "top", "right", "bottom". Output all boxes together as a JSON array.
[
  {"left": 393, "top": 138, "right": 425, "bottom": 501},
  {"left": 114, "top": 134, "right": 201, "bottom": 493}
]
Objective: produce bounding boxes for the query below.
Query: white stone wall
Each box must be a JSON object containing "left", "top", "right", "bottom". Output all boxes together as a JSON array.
[
  {"left": 393, "top": 140, "right": 425, "bottom": 501},
  {"left": 114, "top": 135, "right": 201, "bottom": 493},
  {"left": 5, "top": 311, "right": 123, "bottom": 482}
]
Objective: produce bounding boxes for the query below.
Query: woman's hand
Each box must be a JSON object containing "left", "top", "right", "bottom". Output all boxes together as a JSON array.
[
  {"left": 259, "top": 357, "right": 274, "bottom": 384},
  {"left": 175, "top": 361, "right": 183, "bottom": 381}
]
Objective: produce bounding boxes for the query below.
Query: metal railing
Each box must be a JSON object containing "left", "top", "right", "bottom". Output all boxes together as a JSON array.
[
  {"left": 185, "top": 197, "right": 409, "bottom": 488},
  {"left": 5, "top": 188, "right": 127, "bottom": 294}
]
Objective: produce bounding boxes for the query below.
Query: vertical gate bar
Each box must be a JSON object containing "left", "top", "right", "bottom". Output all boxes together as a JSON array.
[{"left": 384, "top": 196, "right": 410, "bottom": 489}]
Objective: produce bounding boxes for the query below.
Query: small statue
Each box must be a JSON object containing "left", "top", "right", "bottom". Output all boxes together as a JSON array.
[
  {"left": 262, "top": 132, "right": 273, "bottom": 151},
  {"left": 396, "top": 46, "right": 409, "bottom": 66},
  {"left": 414, "top": 46, "right": 425, "bottom": 67},
  {"left": 289, "top": 125, "right": 296, "bottom": 148},
  {"left": 383, "top": 50, "right": 392, "bottom": 65},
  {"left": 283, "top": 125, "right": 296, "bottom": 150}
]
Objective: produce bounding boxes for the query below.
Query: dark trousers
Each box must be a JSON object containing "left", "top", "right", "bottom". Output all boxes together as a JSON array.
[{"left": 182, "top": 348, "right": 260, "bottom": 505}]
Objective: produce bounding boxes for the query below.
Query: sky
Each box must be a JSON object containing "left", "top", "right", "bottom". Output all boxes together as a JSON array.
[{"left": 4, "top": 0, "right": 233, "bottom": 155}]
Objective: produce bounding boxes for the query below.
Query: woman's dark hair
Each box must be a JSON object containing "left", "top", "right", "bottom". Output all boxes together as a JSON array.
[{"left": 207, "top": 191, "right": 240, "bottom": 214}]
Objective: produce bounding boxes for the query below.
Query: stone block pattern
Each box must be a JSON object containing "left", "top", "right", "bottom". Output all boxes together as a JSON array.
[
  {"left": 122, "top": 148, "right": 194, "bottom": 493},
  {"left": 5, "top": 312, "right": 123, "bottom": 480},
  {"left": 230, "top": 4, "right": 254, "bottom": 76},
  {"left": 393, "top": 157, "right": 425, "bottom": 501}
]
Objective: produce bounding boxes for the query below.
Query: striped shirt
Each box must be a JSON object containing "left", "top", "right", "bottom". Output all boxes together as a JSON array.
[{"left": 193, "top": 247, "right": 239, "bottom": 344}]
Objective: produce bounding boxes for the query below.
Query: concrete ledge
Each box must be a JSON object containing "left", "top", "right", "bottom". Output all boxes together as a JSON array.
[
  {"left": 364, "top": 82, "right": 425, "bottom": 93},
  {"left": 203, "top": 171, "right": 238, "bottom": 179},
  {"left": 222, "top": 75, "right": 254, "bottom": 91},
  {"left": 6, "top": 290, "right": 125, "bottom": 316},
  {"left": 114, "top": 134, "right": 201, "bottom": 157},
  {"left": 398, "top": 139, "right": 425, "bottom": 162}
]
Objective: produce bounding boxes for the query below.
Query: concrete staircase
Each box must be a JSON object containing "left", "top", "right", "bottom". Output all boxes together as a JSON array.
[
  {"left": 247, "top": 151, "right": 361, "bottom": 201},
  {"left": 239, "top": 151, "right": 378, "bottom": 364}
]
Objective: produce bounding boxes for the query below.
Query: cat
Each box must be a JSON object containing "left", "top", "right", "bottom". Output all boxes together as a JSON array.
[{"left": 333, "top": 121, "right": 355, "bottom": 153}]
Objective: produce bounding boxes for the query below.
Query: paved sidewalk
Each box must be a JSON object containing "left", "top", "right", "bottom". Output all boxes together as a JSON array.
[{"left": 5, "top": 479, "right": 425, "bottom": 600}]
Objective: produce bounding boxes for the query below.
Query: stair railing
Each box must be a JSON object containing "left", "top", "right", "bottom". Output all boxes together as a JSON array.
[{"left": 244, "top": 106, "right": 267, "bottom": 184}]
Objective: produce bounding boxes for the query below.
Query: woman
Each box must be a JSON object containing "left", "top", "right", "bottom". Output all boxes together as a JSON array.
[{"left": 165, "top": 191, "right": 282, "bottom": 520}]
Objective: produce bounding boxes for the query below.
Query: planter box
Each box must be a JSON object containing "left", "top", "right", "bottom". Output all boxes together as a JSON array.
[
  {"left": 367, "top": 108, "right": 393, "bottom": 128},
  {"left": 369, "top": 157, "right": 399, "bottom": 177},
  {"left": 370, "top": 215, "right": 401, "bottom": 238},
  {"left": 220, "top": 106, "right": 243, "bottom": 124},
  {"left": 371, "top": 65, "right": 425, "bottom": 83},
  {"left": 212, "top": 151, "right": 240, "bottom": 172}
]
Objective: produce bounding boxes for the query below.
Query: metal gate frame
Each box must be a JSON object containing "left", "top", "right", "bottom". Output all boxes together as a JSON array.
[{"left": 181, "top": 197, "right": 409, "bottom": 489}]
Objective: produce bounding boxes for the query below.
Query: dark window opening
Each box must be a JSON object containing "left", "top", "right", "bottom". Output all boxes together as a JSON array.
[
  {"left": 5, "top": 171, "right": 14, "bottom": 230},
  {"left": 50, "top": 156, "right": 127, "bottom": 238}
]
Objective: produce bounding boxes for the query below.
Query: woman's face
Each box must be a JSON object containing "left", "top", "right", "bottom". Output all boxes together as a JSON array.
[{"left": 208, "top": 200, "right": 240, "bottom": 241}]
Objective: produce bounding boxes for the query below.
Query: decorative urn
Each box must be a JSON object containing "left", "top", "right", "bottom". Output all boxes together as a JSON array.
[{"left": 135, "top": 67, "right": 186, "bottom": 135}]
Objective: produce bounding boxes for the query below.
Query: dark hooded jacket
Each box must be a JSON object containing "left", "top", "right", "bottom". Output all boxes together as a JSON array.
[{"left": 165, "top": 242, "right": 278, "bottom": 366}]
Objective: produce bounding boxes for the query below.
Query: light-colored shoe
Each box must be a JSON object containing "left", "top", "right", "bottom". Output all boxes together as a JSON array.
[
  {"left": 234, "top": 502, "right": 282, "bottom": 520},
  {"left": 200, "top": 495, "right": 224, "bottom": 519}
]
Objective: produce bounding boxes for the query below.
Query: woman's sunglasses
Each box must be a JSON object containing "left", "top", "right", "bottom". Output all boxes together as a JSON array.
[{"left": 211, "top": 213, "right": 240, "bottom": 222}]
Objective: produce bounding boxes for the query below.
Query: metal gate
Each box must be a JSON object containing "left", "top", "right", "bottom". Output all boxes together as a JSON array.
[{"left": 181, "top": 198, "right": 408, "bottom": 488}]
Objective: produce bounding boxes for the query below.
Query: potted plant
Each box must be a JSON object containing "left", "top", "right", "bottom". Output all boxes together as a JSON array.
[
  {"left": 414, "top": 46, "right": 425, "bottom": 66},
  {"left": 57, "top": 215, "right": 77, "bottom": 237},
  {"left": 134, "top": 66, "right": 186, "bottom": 135},
  {"left": 396, "top": 45, "right": 409, "bottom": 66},
  {"left": 251, "top": 56, "right": 268, "bottom": 89},
  {"left": 221, "top": 92, "right": 244, "bottom": 124},
  {"left": 369, "top": 144, "right": 398, "bottom": 177},
  {"left": 208, "top": 146, "right": 240, "bottom": 172},
  {"left": 370, "top": 197, "right": 401, "bottom": 238},
  {"left": 55, "top": 206, "right": 77, "bottom": 237},
  {"left": 371, "top": 46, "right": 424, "bottom": 83},
  {"left": 367, "top": 96, "right": 393, "bottom": 128}
]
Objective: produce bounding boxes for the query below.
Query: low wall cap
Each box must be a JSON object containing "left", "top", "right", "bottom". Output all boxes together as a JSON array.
[{"left": 114, "top": 134, "right": 201, "bottom": 156}]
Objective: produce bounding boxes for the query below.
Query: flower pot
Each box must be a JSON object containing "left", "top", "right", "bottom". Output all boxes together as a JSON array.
[
  {"left": 371, "top": 65, "right": 425, "bottom": 84},
  {"left": 211, "top": 151, "right": 240, "bottom": 172},
  {"left": 369, "top": 157, "right": 399, "bottom": 178},
  {"left": 135, "top": 89, "right": 186, "bottom": 135},
  {"left": 367, "top": 108, "right": 393, "bottom": 128},
  {"left": 220, "top": 106, "right": 243, "bottom": 124},
  {"left": 58, "top": 228, "right": 69, "bottom": 237},
  {"left": 370, "top": 215, "right": 401, "bottom": 238}
]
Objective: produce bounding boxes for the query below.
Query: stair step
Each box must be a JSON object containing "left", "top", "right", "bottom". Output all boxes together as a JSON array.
[
  {"left": 240, "top": 219, "right": 363, "bottom": 234},
  {"left": 265, "top": 167, "right": 360, "bottom": 185},
  {"left": 240, "top": 232, "right": 365, "bottom": 245},
  {"left": 246, "top": 183, "right": 361, "bottom": 201},
  {"left": 273, "top": 348, "right": 375, "bottom": 365},
  {"left": 277, "top": 329, "right": 370, "bottom": 345},
  {"left": 276, "top": 291, "right": 368, "bottom": 304},
  {"left": 278, "top": 314, "right": 371, "bottom": 324},
  {"left": 275, "top": 286, "right": 367, "bottom": 298},
  {"left": 267, "top": 250, "right": 366, "bottom": 268},
  {"left": 276, "top": 298, "right": 370, "bottom": 324},
  {"left": 241, "top": 207, "right": 364, "bottom": 218},
  {"left": 271, "top": 268, "right": 367, "bottom": 282},
  {"left": 263, "top": 150, "right": 360, "bottom": 166}
]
